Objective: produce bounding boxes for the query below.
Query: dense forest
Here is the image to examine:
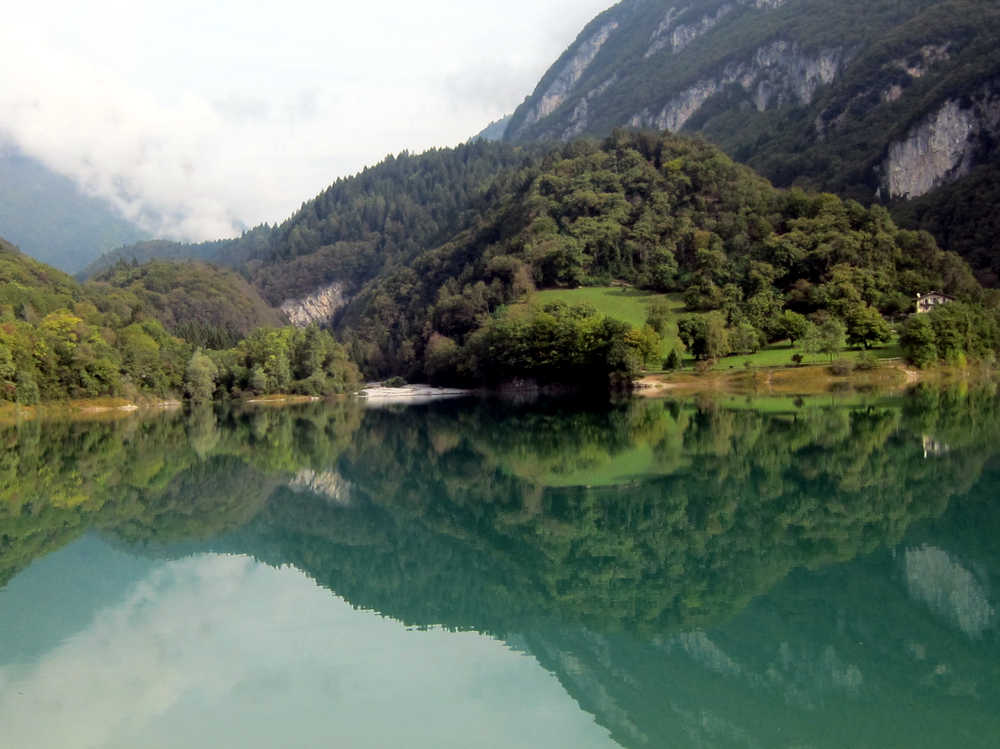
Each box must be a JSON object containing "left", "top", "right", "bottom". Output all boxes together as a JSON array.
[
  {"left": 0, "top": 239, "right": 359, "bottom": 404},
  {"left": 90, "top": 259, "right": 285, "bottom": 348},
  {"left": 331, "top": 132, "right": 996, "bottom": 379}
]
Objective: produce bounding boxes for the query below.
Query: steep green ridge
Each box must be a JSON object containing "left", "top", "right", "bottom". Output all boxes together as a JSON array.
[
  {"left": 0, "top": 148, "right": 148, "bottom": 272},
  {"left": 503, "top": 0, "right": 1000, "bottom": 282},
  {"left": 81, "top": 231, "right": 274, "bottom": 280}
]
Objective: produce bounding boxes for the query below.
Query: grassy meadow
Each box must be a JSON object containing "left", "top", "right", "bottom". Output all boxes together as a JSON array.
[
  {"left": 524, "top": 287, "right": 684, "bottom": 329},
  {"left": 520, "top": 286, "right": 904, "bottom": 373}
]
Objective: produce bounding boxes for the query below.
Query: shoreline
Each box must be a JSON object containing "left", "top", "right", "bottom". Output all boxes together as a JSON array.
[
  {"left": 0, "top": 393, "right": 330, "bottom": 424},
  {"left": 2, "top": 362, "right": 993, "bottom": 423},
  {"left": 634, "top": 360, "right": 995, "bottom": 398},
  {"left": 0, "top": 397, "right": 184, "bottom": 424}
]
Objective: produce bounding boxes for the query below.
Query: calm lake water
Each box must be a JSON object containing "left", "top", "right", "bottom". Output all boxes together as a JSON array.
[{"left": 1, "top": 388, "right": 998, "bottom": 748}]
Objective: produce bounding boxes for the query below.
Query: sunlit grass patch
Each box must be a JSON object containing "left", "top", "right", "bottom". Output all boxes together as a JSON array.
[{"left": 524, "top": 287, "right": 682, "bottom": 329}]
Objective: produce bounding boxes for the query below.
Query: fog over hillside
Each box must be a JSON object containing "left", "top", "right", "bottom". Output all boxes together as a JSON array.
[{"left": 0, "top": 1, "right": 609, "bottom": 244}]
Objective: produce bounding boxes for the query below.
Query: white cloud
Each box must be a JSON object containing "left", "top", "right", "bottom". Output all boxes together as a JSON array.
[
  {"left": 0, "top": 1, "right": 612, "bottom": 241},
  {"left": 0, "top": 553, "right": 617, "bottom": 749}
]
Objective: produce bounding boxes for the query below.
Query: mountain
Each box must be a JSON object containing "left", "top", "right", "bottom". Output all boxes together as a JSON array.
[
  {"left": 87, "top": 130, "right": 996, "bottom": 382},
  {"left": 0, "top": 147, "right": 148, "bottom": 273},
  {"left": 331, "top": 131, "right": 985, "bottom": 378},
  {"left": 501, "top": 0, "right": 1000, "bottom": 283},
  {"left": 85, "top": 141, "right": 540, "bottom": 301}
]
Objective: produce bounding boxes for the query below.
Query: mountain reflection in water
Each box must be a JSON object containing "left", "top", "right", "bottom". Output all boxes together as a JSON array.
[{"left": 1, "top": 387, "right": 998, "bottom": 748}]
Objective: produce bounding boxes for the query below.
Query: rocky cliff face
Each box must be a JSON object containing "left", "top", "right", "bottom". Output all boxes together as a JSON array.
[
  {"left": 882, "top": 80, "right": 1000, "bottom": 199},
  {"left": 506, "top": 0, "right": 804, "bottom": 144},
  {"left": 280, "top": 282, "right": 348, "bottom": 328},
  {"left": 513, "top": 20, "right": 621, "bottom": 135},
  {"left": 644, "top": 3, "right": 736, "bottom": 59},
  {"left": 503, "top": 0, "right": 1000, "bottom": 281},
  {"left": 629, "top": 40, "right": 844, "bottom": 133}
]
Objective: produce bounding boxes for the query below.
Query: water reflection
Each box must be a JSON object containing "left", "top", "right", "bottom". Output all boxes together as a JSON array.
[
  {"left": 1, "top": 387, "right": 998, "bottom": 747},
  {"left": 1, "top": 551, "right": 615, "bottom": 749}
]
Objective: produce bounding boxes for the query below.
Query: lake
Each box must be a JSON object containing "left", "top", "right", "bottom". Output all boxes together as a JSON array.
[{"left": 1, "top": 387, "right": 998, "bottom": 748}]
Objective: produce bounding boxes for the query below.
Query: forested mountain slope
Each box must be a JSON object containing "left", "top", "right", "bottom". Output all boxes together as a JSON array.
[
  {"left": 84, "top": 130, "right": 998, "bottom": 383},
  {"left": 86, "top": 141, "right": 541, "bottom": 302},
  {"left": 0, "top": 148, "right": 148, "bottom": 272},
  {"left": 502, "top": 0, "right": 1000, "bottom": 282},
  {"left": 332, "top": 131, "right": 988, "bottom": 378}
]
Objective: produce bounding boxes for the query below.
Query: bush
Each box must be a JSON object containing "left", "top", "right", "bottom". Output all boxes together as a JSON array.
[
  {"left": 854, "top": 351, "right": 880, "bottom": 371},
  {"left": 382, "top": 376, "right": 407, "bottom": 388},
  {"left": 663, "top": 348, "right": 683, "bottom": 371},
  {"left": 829, "top": 359, "right": 852, "bottom": 376}
]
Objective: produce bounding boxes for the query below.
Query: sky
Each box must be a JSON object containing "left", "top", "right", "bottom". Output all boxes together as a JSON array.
[{"left": 0, "top": 1, "right": 612, "bottom": 242}]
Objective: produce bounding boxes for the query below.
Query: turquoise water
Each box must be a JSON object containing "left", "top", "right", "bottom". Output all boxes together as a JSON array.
[{"left": 1, "top": 389, "right": 998, "bottom": 747}]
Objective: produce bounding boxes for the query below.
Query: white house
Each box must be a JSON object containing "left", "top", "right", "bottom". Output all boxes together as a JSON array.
[{"left": 916, "top": 291, "right": 954, "bottom": 314}]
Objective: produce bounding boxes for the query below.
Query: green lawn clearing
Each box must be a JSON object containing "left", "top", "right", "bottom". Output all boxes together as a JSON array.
[
  {"left": 526, "top": 287, "right": 683, "bottom": 329},
  {"left": 522, "top": 286, "right": 905, "bottom": 373},
  {"left": 695, "top": 335, "right": 904, "bottom": 372}
]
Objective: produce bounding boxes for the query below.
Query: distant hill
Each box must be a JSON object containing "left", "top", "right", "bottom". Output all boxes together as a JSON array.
[
  {"left": 501, "top": 0, "right": 1000, "bottom": 283},
  {"left": 90, "top": 259, "right": 286, "bottom": 347},
  {"left": 0, "top": 239, "right": 357, "bottom": 403},
  {"left": 0, "top": 147, "right": 148, "bottom": 273}
]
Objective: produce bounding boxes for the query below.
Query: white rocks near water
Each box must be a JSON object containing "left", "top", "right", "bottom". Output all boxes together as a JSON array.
[
  {"left": 288, "top": 469, "right": 353, "bottom": 506},
  {"left": 357, "top": 383, "right": 471, "bottom": 406}
]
